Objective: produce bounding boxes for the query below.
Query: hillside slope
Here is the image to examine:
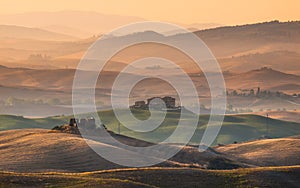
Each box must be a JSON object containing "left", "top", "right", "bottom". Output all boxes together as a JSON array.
[
  {"left": 0, "top": 129, "right": 242, "bottom": 172},
  {"left": 1, "top": 112, "right": 300, "bottom": 146},
  {"left": 195, "top": 21, "right": 300, "bottom": 58},
  {"left": 100, "top": 110, "right": 300, "bottom": 145},
  {"left": 0, "top": 129, "right": 300, "bottom": 187},
  {"left": 0, "top": 25, "right": 77, "bottom": 41},
  {"left": 216, "top": 136, "right": 300, "bottom": 166},
  {"left": 225, "top": 67, "right": 300, "bottom": 90},
  {"left": 0, "top": 115, "right": 66, "bottom": 131}
]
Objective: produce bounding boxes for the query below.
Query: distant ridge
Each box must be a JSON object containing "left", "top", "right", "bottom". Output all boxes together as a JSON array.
[
  {"left": 225, "top": 67, "right": 300, "bottom": 91},
  {"left": 242, "top": 67, "right": 300, "bottom": 80},
  {"left": 0, "top": 25, "right": 77, "bottom": 41},
  {"left": 0, "top": 10, "right": 146, "bottom": 37},
  {"left": 195, "top": 20, "right": 300, "bottom": 33}
]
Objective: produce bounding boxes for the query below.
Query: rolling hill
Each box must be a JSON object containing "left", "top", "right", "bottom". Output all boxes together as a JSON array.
[
  {"left": 0, "top": 21, "right": 300, "bottom": 74},
  {"left": 216, "top": 136, "right": 300, "bottom": 167},
  {"left": 1, "top": 166, "right": 300, "bottom": 187},
  {"left": 219, "top": 50, "right": 300, "bottom": 74},
  {"left": 254, "top": 110, "right": 300, "bottom": 123},
  {"left": 0, "top": 128, "right": 300, "bottom": 187},
  {"left": 99, "top": 109, "right": 300, "bottom": 145},
  {"left": 0, "top": 65, "right": 300, "bottom": 93},
  {"left": 0, "top": 115, "right": 67, "bottom": 131},
  {"left": 0, "top": 11, "right": 146, "bottom": 37},
  {"left": 0, "top": 129, "right": 243, "bottom": 172},
  {"left": 1, "top": 65, "right": 300, "bottom": 117},
  {"left": 1, "top": 110, "right": 300, "bottom": 146},
  {"left": 225, "top": 67, "right": 300, "bottom": 91},
  {"left": 0, "top": 25, "right": 77, "bottom": 41},
  {"left": 195, "top": 20, "right": 300, "bottom": 58}
]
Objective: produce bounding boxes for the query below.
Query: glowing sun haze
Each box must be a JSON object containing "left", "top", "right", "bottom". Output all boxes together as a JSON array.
[{"left": 1, "top": 0, "right": 299, "bottom": 25}]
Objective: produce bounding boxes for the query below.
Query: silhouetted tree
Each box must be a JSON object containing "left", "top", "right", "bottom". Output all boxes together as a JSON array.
[{"left": 256, "top": 87, "right": 261, "bottom": 96}]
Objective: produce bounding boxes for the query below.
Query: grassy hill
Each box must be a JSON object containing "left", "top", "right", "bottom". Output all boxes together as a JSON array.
[
  {"left": 1, "top": 109, "right": 300, "bottom": 146},
  {"left": 99, "top": 109, "right": 300, "bottom": 145},
  {"left": 215, "top": 136, "right": 300, "bottom": 166},
  {"left": 0, "top": 114, "right": 67, "bottom": 131},
  {"left": 0, "top": 129, "right": 300, "bottom": 187},
  {"left": 0, "top": 128, "right": 299, "bottom": 187},
  {"left": 0, "top": 129, "right": 244, "bottom": 172}
]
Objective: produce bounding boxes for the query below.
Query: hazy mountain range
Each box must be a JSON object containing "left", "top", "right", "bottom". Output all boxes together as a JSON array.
[
  {"left": 0, "top": 20, "right": 299, "bottom": 73},
  {"left": 0, "top": 11, "right": 222, "bottom": 38},
  {"left": 0, "top": 20, "right": 300, "bottom": 117},
  {"left": 0, "top": 25, "right": 77, "bottom": 41}
]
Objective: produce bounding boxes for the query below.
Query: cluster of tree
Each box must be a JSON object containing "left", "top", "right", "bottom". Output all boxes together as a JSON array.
[
  {"left": 27, "top": 54, "right": 52, "bottom": 62},
  {"left": 1, "top": 97, "right": 62, "bottom": 107},
  {"left": 226, "top": 104, "right": 253, "bottom": 113},
  {"left": 227, "top": 87, "right": 299, "bottom": 99},
  {"left": 0, "top": 97, "right": 105, "bottom": 107},
  {"left": 259, "top": 108, "right": 288, "bottom": 112}
]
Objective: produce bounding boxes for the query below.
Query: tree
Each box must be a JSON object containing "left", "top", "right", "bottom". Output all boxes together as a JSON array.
[
  {"left": 256, "top": 87, "right": 261, "bottom": 96},
  {"left": 232, "top": 90, "right": 238, "bottom": 96}
]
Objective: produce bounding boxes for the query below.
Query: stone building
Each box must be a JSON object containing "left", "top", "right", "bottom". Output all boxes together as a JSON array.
[
  {"left": 134, "top": 100, "right": 146, "bottom": 108},
  {"left": 69, "top": 118, "right": 77, "bottom": 127},
  {"left": 131, "top": 96, "right": 177, "bottom": 110},
  {"left": 69, "top": 117, "right": 96, "bottom": 129},
  {"left": 162, "top": 96, "right": 176, "bottom": 108}
]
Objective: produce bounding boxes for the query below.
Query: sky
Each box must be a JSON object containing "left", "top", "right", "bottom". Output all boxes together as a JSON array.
[{"left": 1, "top": 0, "right": 299, "bottom": 25}]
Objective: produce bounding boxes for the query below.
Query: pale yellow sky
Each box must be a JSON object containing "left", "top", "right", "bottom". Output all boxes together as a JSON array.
[{"left": 1, "top": 0, "right": 299, "bottom": 25}]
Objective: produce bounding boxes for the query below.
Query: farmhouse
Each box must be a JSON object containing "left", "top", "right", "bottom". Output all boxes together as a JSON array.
[
  {"left": 69, "top": 117, "right": 96, "bottom": 129},
  {"left": 131, "top": 96, "right": 180, "bottom": 110},
  {"left": 68, "top": 117, "right": 107, "bottom": 130}
]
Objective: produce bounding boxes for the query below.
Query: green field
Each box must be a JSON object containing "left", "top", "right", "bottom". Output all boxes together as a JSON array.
[
  {"left": 1, "top": 109, "right": 300, "bottom": 145},
  {"left": 0, "top": 114, "right": 68, "bottom": 131},
  {"left": 99, "top": 109, "right": 300, "bottom": 145}
]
